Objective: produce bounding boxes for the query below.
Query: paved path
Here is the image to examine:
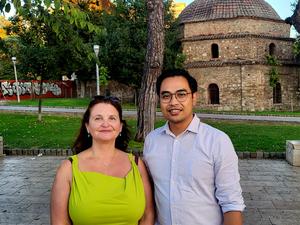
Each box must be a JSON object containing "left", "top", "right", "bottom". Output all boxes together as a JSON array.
[
  {"left": 1, "top": 105, "right": 300, "bottom": 123},
  {"left": 0, "top": 156, "right": 300, "bottom": 225}
]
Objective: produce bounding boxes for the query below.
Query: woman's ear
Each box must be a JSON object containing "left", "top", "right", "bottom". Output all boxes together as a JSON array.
[
  {"left": 85, "top": 123, "right": 89, "bottom": 134},
  {"left": 120, "top": 122, "right": 123, "bottom": 133}
]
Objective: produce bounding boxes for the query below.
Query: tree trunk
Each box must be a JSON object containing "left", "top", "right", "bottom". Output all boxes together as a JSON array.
[
  {"left": 286, "top": 0, "right": 300, "bottom": 33},
  {"left": 37, "top": 79, "right": 43, "bottom": 122},
  {"left": 79, "top": 80, "right": 86, "bottom": 98},
  {"left": 135, "top": 0, "right": 164, "bottom": 141}
]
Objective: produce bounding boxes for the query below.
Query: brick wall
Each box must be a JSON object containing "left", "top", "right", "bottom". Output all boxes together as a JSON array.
[
  {"left": 189, "top": 65, "right": 300, "bottom": 111},
  {"left": 182, "top": 37, "right": 294, "bottom": 63},
  {"left": 183, "top": 18, "right": 290, "bottom": 38}
]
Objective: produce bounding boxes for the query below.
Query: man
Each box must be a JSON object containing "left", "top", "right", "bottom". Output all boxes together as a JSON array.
[{"left": 143, "top": 69, "right": 245, "bottom": 225}]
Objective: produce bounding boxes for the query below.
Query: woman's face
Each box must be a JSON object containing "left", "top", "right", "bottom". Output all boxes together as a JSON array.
[{"left": 86, "top": 103, "right": 122, "bottom": 143}]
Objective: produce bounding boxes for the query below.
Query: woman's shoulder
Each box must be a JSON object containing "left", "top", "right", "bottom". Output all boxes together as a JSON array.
[{"left": 58, "top": 159, "right": 73, "bottom": 171}]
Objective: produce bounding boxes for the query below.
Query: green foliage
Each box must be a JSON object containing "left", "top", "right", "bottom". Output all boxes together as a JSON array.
[
  {"left": 0, "top": 0, "right": 180, "bottom": 87},
  {"left": 174, "top": 53, "right": 187, "bottom": 69},
  {"left": 0, "top": 0, "right": 101, "bottom": 81},
  {"left": 163, "top": 1, "right": 184, "bottom": 70},
  {"left": 99, "top": 65, "right": 109, "bottom": 86},
  {"left": 266, "top": 54, "right": 279, "bottom": 87},
  {"left": 293, "top": 37, "right": 300, "bottom": 57}
]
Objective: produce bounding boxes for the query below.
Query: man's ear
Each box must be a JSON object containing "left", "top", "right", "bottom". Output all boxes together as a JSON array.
[{"left": 192, "top": 92, "right": 198, "bottom": 106}]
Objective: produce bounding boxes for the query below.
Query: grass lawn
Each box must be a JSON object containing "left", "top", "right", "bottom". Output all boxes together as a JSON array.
[{"left": 0, "top": 113, "right": 299, "bottom": 152}]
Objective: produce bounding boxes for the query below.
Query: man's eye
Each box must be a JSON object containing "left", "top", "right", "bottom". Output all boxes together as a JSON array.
[
  {"left": 177, "top": 92, "right": 187, "bottom": 98},
  {"left": 162, "top": 94, "right": 171, "bottom": 99}
]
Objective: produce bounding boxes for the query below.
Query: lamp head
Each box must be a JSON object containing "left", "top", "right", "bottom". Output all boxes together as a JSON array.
[
  {"left": 11, "top": 57, "right": 16, "bottom": 62},
  {"left": 93, "top": 45, "right": 100, "bottom": 57}
]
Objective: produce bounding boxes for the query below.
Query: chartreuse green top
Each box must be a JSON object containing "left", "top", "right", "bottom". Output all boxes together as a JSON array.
[{"left": 68, "top": 154, "right": 146, "bottom": 225}]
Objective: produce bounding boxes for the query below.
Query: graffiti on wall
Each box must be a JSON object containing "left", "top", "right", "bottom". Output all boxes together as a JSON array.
[{"left": 0, "top": 80, "right": 74, "bottom": 100}]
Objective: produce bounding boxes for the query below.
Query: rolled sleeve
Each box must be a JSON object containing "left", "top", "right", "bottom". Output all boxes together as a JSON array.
[{"left": 214, "top": 134, "right": 246, "bottom": 213}]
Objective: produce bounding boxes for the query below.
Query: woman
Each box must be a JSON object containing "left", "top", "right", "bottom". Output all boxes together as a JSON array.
[{"left": 51, "top": 96, "right": 154, "bottom": 225}]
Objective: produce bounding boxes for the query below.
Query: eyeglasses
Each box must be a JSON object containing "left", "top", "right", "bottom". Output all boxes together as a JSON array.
[
  {"left": 160, "top": 90, "right": 192, "bottom": 103},
  {"left": 93, "top": 95, "right": 120, "bottom": 103}
]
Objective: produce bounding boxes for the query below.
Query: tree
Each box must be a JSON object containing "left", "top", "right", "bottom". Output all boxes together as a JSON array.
[
  {"left": 286, "top": 0, "right": 300, "bottom": 33},
  {"left": 135, "top": 0, "right": 164, "bottom": 141}
]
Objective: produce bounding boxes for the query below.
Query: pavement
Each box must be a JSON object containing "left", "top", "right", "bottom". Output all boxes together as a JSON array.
[
  {"left": 1, "top": 105, "right": 300, "bottom": 123},
  {"left": 0, "top": 156, "right": 300, "bottom": 225}
]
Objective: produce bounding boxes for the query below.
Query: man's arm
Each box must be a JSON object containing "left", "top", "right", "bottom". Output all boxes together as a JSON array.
[{"left": 223, "top": 211, "right": 243, "bottom": 225}]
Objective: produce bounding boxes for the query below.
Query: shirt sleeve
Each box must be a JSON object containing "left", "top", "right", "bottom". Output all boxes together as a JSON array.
[{"left": 213, "top": 133, "right": 246, "bottom": 213}]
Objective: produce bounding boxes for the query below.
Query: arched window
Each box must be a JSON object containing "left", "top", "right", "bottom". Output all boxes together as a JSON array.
[
  {"left": 273, "top": 82, "right": 282, "bottom": 104},
  {"left": 208, "top": 83, "right": 220, "bottom": 104},
  {"left": 269, "top": 43, "right": 276, "bottom": 56},
  {"left": 211, "top": 44, "right": 219, "bottom": 58}
]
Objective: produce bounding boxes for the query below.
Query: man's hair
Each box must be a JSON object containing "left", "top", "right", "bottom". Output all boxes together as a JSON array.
[{"left": 156, "top": 69, "right": 198, "bottom": 95}]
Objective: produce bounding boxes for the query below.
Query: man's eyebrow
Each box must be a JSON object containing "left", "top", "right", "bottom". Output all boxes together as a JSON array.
[{"left": 160, "top": 89, "right": 188, "bottom": 94}]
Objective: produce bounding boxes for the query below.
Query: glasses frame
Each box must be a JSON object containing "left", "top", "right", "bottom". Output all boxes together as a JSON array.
[{"left": 160, "top": 90, "right": 192, "bottom": 103}]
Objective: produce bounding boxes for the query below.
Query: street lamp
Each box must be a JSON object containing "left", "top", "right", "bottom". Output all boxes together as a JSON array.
[
  {"left": 11, "top": 57, "right": 20, "bottom": 103},
  {"left": 93, "top": 44, "right": 100, "bottom": 95}
]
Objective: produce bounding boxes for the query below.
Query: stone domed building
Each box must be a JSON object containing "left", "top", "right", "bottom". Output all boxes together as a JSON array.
[{"left": 179, "top": 0, "right": 300, "bottom": 111}]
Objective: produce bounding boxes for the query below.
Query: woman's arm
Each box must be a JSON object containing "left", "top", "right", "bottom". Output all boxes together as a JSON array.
[
  {"left": 137, "top": 158, "right": 155, "bottom": 225},
  {"left": 50, "top": 160, "right": 73, "bottom": 225}
]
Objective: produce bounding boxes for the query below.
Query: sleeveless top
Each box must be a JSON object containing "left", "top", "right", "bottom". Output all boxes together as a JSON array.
[{"left": 68, "top": 154, "right": 146, "bottom": 225}]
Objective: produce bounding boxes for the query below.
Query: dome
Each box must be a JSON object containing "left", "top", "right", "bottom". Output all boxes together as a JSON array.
[{"left": 179, "top": 0, "right": 281, "bottom": 24}]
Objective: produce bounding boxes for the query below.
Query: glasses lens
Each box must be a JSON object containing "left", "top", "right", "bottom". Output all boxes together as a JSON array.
[
  {"left": 160, "top": 93, "right": 171, "bottom": 102},
  {"left": 175, "top": 91, "right": 188, "bottom": 101}
]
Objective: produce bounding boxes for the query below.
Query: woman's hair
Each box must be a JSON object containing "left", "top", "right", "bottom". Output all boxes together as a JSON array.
[{"left": 72, "top": 96, "right": 131, "bottom": 154}]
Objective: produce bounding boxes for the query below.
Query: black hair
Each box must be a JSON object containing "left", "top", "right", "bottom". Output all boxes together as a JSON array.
[
  {"left": 72, "top": 96, "right": 131, "bottom": 154},
  {"left": 156, "top": 69, "right": 198, "bottom": 95}
]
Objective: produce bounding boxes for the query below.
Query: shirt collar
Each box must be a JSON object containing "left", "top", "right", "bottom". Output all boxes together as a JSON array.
[{"left": 160, "top": 114, "right": 200, "bottom": 136}]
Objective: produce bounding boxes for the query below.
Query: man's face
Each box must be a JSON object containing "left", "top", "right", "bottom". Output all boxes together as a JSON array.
[{"left": 159, "top": 76, "right": 197, "bottom": 127}]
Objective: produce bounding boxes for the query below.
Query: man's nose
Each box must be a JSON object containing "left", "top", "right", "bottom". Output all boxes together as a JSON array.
[{"left": 169, "top": 94, "right": 179, "bottom": 104}]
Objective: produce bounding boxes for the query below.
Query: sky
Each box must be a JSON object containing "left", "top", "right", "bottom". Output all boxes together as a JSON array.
[{"left": 175, "top": 0, "right": 297, "bottom": 37}]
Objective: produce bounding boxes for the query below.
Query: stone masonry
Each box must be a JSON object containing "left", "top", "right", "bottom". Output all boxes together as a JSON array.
[{"left": 179, "top": 0, "right": 300, "bottom": 111}]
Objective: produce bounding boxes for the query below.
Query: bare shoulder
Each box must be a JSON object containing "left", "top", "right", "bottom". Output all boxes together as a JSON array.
[
  {"left": 55, "top": 159, "right": 72, "bottom": 180},
  {"left": 137, "top": 158, "right": 148, "bottom": 176}
]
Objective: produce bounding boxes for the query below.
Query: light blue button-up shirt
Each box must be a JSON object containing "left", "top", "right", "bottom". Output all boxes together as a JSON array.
[{"left": 143, "top": 115, "right": 245, "bottom": 225}]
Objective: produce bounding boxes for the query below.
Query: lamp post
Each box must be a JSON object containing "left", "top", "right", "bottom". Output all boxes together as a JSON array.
[
  {"left": 11, "top": 57, "right": 20, "bottom": 103},
  {"left": 93, "top": 45, "right": 100, "bottom": 95}
]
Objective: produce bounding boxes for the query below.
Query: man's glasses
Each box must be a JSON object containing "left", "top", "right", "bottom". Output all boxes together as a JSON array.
[{"left": 160, "top": 90, "right": 191, "bottom": 103}]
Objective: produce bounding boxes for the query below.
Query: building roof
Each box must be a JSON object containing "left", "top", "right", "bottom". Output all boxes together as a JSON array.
[{"left": 179, "top": 0, "right": 282, "bottom": 24}]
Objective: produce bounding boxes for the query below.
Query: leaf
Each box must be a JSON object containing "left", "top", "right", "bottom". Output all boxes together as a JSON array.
[
  {"left": 54, "top": 0, "right": 61, "bottom": 10},
  {"left": 44, "top": 0, "right": 51, "bottom": 8},
  {"left": 4, "top": 2, "right": 10, "bottom": 12},
  {"left": 80, "top": 20, "right": 85, "bottom": 29},
  {"left": 0, "top": 0, "right": 6, "bottom": 11}
]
